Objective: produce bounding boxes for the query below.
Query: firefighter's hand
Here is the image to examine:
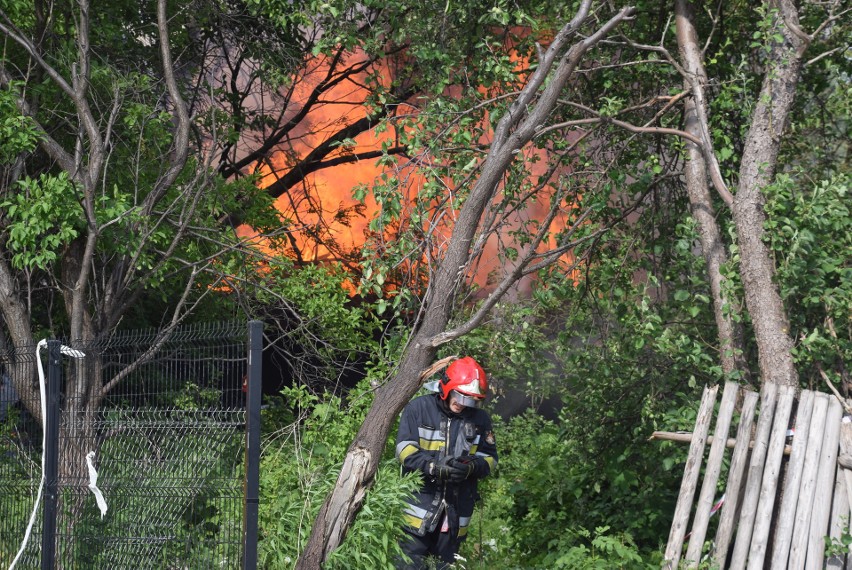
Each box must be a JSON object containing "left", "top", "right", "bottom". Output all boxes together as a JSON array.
[
  {"left": 429, "top": 456, "right": 468, "bottom": 483},
  {"left": 447, "top": 457, "right": 475, "bottom": 480},
  {"left": 450, "top": 455, "right": 490, "bottom": 479}
]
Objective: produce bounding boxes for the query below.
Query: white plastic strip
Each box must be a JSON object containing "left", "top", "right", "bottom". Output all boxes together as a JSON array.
[
  {"left": 9, "top": 339, "right": 49, "bottom": 570},
  {"left": 85, "top": 451, "right": 108, "bottom": 518}
]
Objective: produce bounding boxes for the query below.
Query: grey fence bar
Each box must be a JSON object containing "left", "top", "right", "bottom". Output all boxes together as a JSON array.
[
  {"left": 41, "top": 340, "right": 61, "bottom": 570},
  {"left": 243, "top": 320, "right": 262, "bottom": 570}
]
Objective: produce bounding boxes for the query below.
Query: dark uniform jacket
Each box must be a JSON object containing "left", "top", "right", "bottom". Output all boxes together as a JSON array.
[{"left": 395, "top": 393, "right": 498, "bottom": 540}]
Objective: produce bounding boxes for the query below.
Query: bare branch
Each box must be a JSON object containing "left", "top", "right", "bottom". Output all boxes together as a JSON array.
[
  {"left": 261, "top": 113, "right": 407, "bottom": 200},
  {"left": 139, "top": 0, "right": 191, "bottom": 216},
  {"left": 70, "top": 0, "right": 106, "bottom": 192},
  {"left": 219, "top": 47, "right": 382, "bottom": 178},
  {"left": 673, "top": 1, "right": 734, "bottom": 207},
  {"left": 809, "top": 6, "right": 851, "bottom": 39},
  {"left": 560, "top": 100, "right": 704, "bottom": 145},
  {"left": 491, "top": 0, "right": 596, "bottom": 151},
  {"left": 100, "top": 265, "right": 206, "bottom": 396},
  {"left": 609, "top": 22, "right": 734, "bottom": 206},
  {"left": 0, "top": 10, "right": 75, "bottom": 97},
  {"left": 428, "top": 224, "right": 602, "bottom": 348},
  {"left": 806, "top": 46, "right": 845, "bottom": 67}
]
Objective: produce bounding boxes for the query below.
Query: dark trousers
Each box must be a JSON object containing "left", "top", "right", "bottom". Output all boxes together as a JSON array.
[{"left": 396, "top": 525, "right": 459, "bottom": 569}]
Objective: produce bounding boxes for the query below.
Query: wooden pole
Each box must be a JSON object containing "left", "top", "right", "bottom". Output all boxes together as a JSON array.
[
  {"left": 648, "top": 431, "right": 792, "bottom": 456},
  {"left": 771, "top": 389, "right": 815, "bottom": 569},
  {"left": 826, "top": 463, "right": 849, "bottom": 569},
  {"left": 788, "top": 392, "right": 830, "bottom": 568},
  {"left": 685, "top": 381, "right": 740, "bottom": 565},
  {"left": 663, "top": 385, "right": 719, "bottom": 570},
  {"left": 806, "top": 396, "right": 843, "bottom": 569},
  {"left": 728, "top": 382, "right": 779, "bottom": 568},
  {"left": 747, "top": 384, "right": 796, "bottom": 569},
  {"left": 713, "top": 389, "right": 759, "bottom": 570}
]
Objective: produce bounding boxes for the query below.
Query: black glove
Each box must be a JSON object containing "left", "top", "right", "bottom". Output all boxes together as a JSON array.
[
  {"left": 448, "top": 457, "right": 475, "bottom": 480},
  {"left": 450, "top": 455, "right": 490, "bottom": 479},
  {"left": 429, "top": 456, "right": 468, "bottom": 483}
]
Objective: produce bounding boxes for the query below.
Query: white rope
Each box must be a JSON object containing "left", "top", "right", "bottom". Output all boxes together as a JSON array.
[
  {"left": 9, "top": 340, "right": 85, "bottom": 570},
  {"left": 9, "top": 340, "right": 48, "bottom": 570}
]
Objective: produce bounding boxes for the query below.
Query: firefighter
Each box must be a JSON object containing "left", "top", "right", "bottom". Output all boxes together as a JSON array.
[{"left": 394, "top": 356, "right": 498, "bottom": 569}]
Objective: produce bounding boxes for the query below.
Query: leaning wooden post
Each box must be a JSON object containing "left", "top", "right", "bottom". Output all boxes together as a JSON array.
[
  {"left": 771, "top": 389, "right": 816, "bottom": 569},
  {"left": 787, "top": 392, "right": 829, "bottom": 568},
  {"left": 728, "top": 381, "right": 779, "bottom": 568},
  {"left": 747, "top": 383, "right": 796, "bottom": 569},
  {"left": 712, "top": 388, "right": 759, "bottom": 569},
  {"left": 826, "top": 462, "right": 850, "bottom": 569},
  {"left": 839, "top": 413, "right": 852, "bottom": 512},
  {"left": 684, "top": 381, "right": 739, "bottom": 565},
  {"left": 805, "top": 395, "right": 843, "bottom": 569},
  {"left": 663, "top": 384, "right": 719, "bottom": 569}
]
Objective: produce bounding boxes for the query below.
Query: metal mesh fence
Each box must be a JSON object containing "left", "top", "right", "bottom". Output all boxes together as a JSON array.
[
  {"left": 1, "top": 341, "right": 46, "bottom": 568},
  {"left": 0, "top": 321, "right": 258, "bottom": 569}
]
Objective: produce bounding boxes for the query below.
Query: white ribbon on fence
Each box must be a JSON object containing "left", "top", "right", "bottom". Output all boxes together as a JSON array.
[{"left": 86, "top": 451, "right": 108, "bottom": 518}]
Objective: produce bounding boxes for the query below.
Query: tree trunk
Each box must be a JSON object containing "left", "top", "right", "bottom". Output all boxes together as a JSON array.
[
  {"left": 675, "top": 0, "right": 750, "bottom": 380},
  {"left": 296, "top": 344, "right": 437, "bottom": 569},
  {"left": 731, "top": 0, "right": 808, "bottom": 388},
  {"left": 295, "top": 3, "right": 637, "bottom": 565},
  {"left": 0, "top": 249, "right": 39, "bottom": 420}
]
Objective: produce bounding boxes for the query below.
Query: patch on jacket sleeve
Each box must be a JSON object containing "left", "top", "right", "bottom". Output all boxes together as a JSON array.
[{"left": 485, "top": 431, "right": 496, "bottom": 445}]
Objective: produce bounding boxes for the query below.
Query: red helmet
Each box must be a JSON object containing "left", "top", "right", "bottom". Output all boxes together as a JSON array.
[{"left": 440, "top": 357, "right": 488, "bottom": 408}]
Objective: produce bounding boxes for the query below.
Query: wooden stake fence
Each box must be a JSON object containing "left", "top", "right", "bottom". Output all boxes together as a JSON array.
[{"left": 659, "top": 383, "right": 852, "bottom": 570}]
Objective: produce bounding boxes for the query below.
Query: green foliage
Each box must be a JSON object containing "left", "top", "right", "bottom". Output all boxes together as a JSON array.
[
  {"left": 0, "top": 0, "right": 301, "bottom": 338},
  {"left": 248, "top": 259, "right": 382, "bottom": 386},
  {"left": 0, "top": 85, "right": 40, "bottom": 162},
  {"left": 447, "top": 300, "right": 562, "bottom": 404},
  {"left": 0, "top": 0, "right": 849, "bottom": 566},
  {"left": 258, "top": 381, "right": 420, "bottom": 569},
  {"left": 457, "top": 410, "right": 675, "bottom": 568},
  {"left": 765, "top": 172, "right": 851, "bottom": 385},
  {"left": 438, "top": 159, "right": 731, "bottom": 566},
  {"left": 783, "top": 55, "right": 850, "bottom": 176},
  {"left": 173, "top": 382, "right": 222, "bottom": 410},
  {"left": 544, "top": 526, "right": 654, "bottom": 569},
  {"left": 237, "top": 1, "right": 848, "bottom": 566},
  {"left": 825, "top": 516, "right": 852, "bottom": 560},
  {"left": 1, "top": 172, "right": 82, "bottom": 269}
]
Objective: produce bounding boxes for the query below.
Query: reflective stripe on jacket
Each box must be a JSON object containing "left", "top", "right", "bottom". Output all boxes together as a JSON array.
[{"left": 395, "top": 393, "right": 498, "bottom": 538}]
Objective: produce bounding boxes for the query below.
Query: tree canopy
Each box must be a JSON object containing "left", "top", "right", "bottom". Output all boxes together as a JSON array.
[{"left": 1, "top": 0, "right": 849, "bottom": 567}]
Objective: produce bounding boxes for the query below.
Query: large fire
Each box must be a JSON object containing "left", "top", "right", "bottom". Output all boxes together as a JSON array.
[{"left": 238, "top": 36, "right": 577, "bottom": 291}]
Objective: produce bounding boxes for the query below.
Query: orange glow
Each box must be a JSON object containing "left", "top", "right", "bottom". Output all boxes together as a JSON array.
[
  {"left": 244, "top": 51, "right": 391, "bottom": 262},
  {"left": 241, "top": 31, "right": 582, "bottom": 293}
]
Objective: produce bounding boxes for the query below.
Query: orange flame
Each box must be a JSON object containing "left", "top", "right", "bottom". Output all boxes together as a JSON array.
[{"left": 241, "top": 31, "right": 581, "bottom": 292}]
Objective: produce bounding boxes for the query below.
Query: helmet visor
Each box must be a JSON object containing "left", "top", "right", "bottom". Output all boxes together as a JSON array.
[{"left": 450, "top": 390, "right": 484, "bottom": 408}]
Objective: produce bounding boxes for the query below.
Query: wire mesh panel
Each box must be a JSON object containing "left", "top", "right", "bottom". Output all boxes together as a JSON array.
[
  {"left": 0, "top": 321, "right": 254, "bottom": 569},
  {"left": 0, "top": 343, "right": 43, "bottom": 568}
]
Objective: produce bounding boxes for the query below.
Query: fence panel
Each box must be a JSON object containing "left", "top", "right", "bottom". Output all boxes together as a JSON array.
[
  {"left": 0, "top": 321, "right": 260, "bottom": 569},
  {"left": 659, "top": 383, "right": 852, "bottom": 569},
  {"left": 0, "top": 343, "right": 42, "bottom": 568}
]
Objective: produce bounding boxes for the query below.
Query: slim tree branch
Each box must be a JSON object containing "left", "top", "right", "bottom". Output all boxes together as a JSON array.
[{"left": 140, "top": 0, "right": 191, "bottom": 216}]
